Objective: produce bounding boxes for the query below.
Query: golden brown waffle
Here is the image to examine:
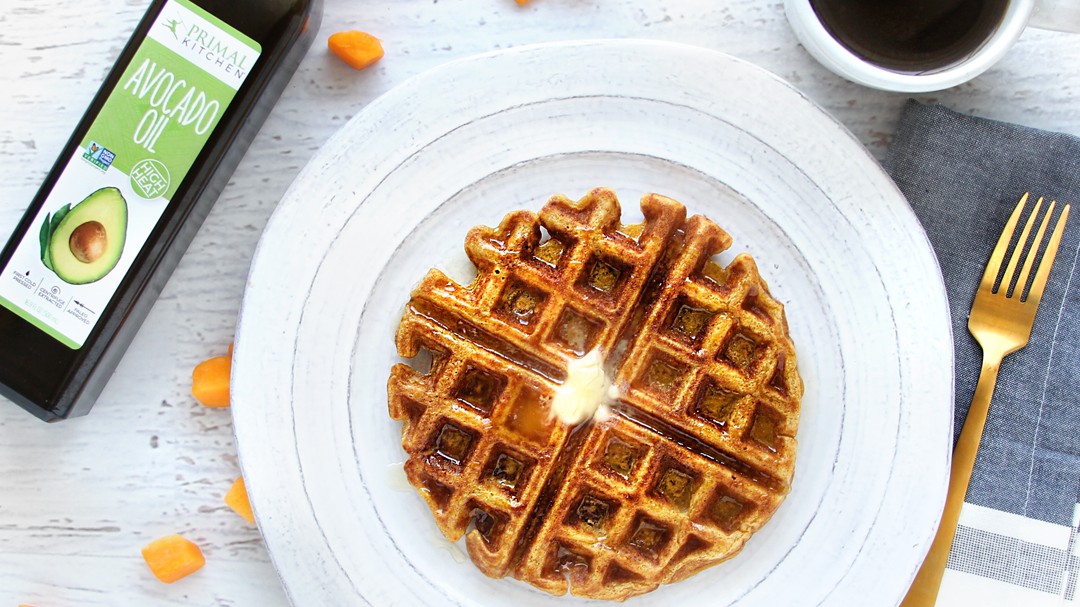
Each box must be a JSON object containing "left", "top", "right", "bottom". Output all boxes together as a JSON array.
[{"left": 388, "top": 188, "right": 802, "bottom": 601}]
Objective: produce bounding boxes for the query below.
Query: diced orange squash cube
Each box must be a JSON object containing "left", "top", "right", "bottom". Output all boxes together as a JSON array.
[
  {"left": 192, "top": 355, "right": 231, "bottom": 407},
  {"left": 141, "top": 534, "right": 205, "bottom": 583},
  {"left": 225, "top": 476, "right": 255, "bottom": 524},
  {"left": 328, "top": 31, "right": 384, "bottom": 70}
]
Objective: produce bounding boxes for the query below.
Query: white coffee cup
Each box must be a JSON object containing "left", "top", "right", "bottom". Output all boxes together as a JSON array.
[{"left": 785, "top": 0, "right": 1080, "bottom": 92}]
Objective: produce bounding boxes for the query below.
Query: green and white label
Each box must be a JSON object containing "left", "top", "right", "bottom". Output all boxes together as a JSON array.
[{"left": 0, "top": 0, "right": 260, "bottom": 349}]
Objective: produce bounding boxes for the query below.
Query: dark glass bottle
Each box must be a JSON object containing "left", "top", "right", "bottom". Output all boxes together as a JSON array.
[{"left": 0, "top": 0, "right": 322, "bottom": 421}]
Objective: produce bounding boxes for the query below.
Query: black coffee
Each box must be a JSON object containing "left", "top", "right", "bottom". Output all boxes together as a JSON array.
[{"left": 809, "top": 0, "right": 1011, "bottom": 73}]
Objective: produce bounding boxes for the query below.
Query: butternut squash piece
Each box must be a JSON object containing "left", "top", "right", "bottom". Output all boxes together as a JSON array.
[
  {"left": 141, "top": 534, "right": 205, "bottom": 583},
  {"left": 192, "top": 355, "right": 231, "bottom": 407},
  {"left": 225, "top": 476, "right": 255, "bottom": 524},
  {"left": 328, "top": 31, "right": 384, "bottom": 70}
]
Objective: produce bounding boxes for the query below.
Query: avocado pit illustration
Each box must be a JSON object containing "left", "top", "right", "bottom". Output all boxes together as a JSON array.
[{"left": 69, "top": 221, "right": 109, "bottom": 264}]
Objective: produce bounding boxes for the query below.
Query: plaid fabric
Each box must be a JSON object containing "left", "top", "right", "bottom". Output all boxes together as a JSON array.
[
  {"left": 938, "top": 502, "right": 1078, "bottom": 605},
  {"left": 884, "top": 101, "right": 1080, "bottom": 603}
]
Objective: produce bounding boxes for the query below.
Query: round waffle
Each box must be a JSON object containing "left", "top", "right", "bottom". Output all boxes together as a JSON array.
[{"left": 388, "top": 188, "right": 802, "bottom": 601}]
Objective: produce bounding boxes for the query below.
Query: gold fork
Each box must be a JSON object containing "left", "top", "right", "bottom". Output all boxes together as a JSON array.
[{"left": 901, "top": 193, "right": 1071, "bottom": 607}]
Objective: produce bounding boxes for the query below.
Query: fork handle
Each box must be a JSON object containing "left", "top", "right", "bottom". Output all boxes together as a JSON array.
[{"left": 899, "top": 353, "right": 1002, "bottom": 606}]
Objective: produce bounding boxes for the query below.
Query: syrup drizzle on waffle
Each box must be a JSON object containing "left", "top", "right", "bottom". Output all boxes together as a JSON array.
[{"left": 388, "top": 189, "right": 803, "bottom": 601}]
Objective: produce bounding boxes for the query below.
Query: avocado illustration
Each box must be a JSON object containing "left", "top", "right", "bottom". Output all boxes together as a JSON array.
[{"left": 40, "top": 187, "right": 128, "bottom": 285}]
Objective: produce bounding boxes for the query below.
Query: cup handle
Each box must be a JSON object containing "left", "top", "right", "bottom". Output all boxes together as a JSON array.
[{"left": 1029, "top": 0, "right": 1080, "bottom": 33}]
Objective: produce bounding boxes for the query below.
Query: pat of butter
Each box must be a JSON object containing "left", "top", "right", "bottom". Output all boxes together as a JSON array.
[{"left": 551, "top": 350, "right": 612, "bottom": 425}]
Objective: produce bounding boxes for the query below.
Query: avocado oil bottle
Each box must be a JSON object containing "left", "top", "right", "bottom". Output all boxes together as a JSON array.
[{"left": 0, "top": 0, "right": 322, "bottom": 421}]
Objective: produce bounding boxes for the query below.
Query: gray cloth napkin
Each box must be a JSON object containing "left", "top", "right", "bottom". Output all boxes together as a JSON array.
[{"left": 883, "top": 100, "right": 1080, "bottom": 528}]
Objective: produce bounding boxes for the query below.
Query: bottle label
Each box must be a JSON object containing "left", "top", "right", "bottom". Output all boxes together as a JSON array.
[{"left": 0, "top": 0, "right": 261, "bottom": 349}]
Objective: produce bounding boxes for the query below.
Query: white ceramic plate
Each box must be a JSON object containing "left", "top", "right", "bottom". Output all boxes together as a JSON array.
[{"left": 232, "top": 40, "right": 954, "bottom": 606}]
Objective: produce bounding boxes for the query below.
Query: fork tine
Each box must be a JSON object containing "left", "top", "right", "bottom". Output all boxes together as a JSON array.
[
  {"left": 1016, "top": 200, "right": 1055, "bottom": 299},
  {"left": 1000, "top": 196, "right": 1042, "bottom": 295},
  {"left": 1027, "top": 204, "right": 1071, "bottom": 306},
  {"left": 981, "top": 193, "right": 1028, "bottom": 291}
]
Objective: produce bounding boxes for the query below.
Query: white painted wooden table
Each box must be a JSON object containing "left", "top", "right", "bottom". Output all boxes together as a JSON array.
[{"left": 1, "top": 1, "right": 1078, "bottom": 605}]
